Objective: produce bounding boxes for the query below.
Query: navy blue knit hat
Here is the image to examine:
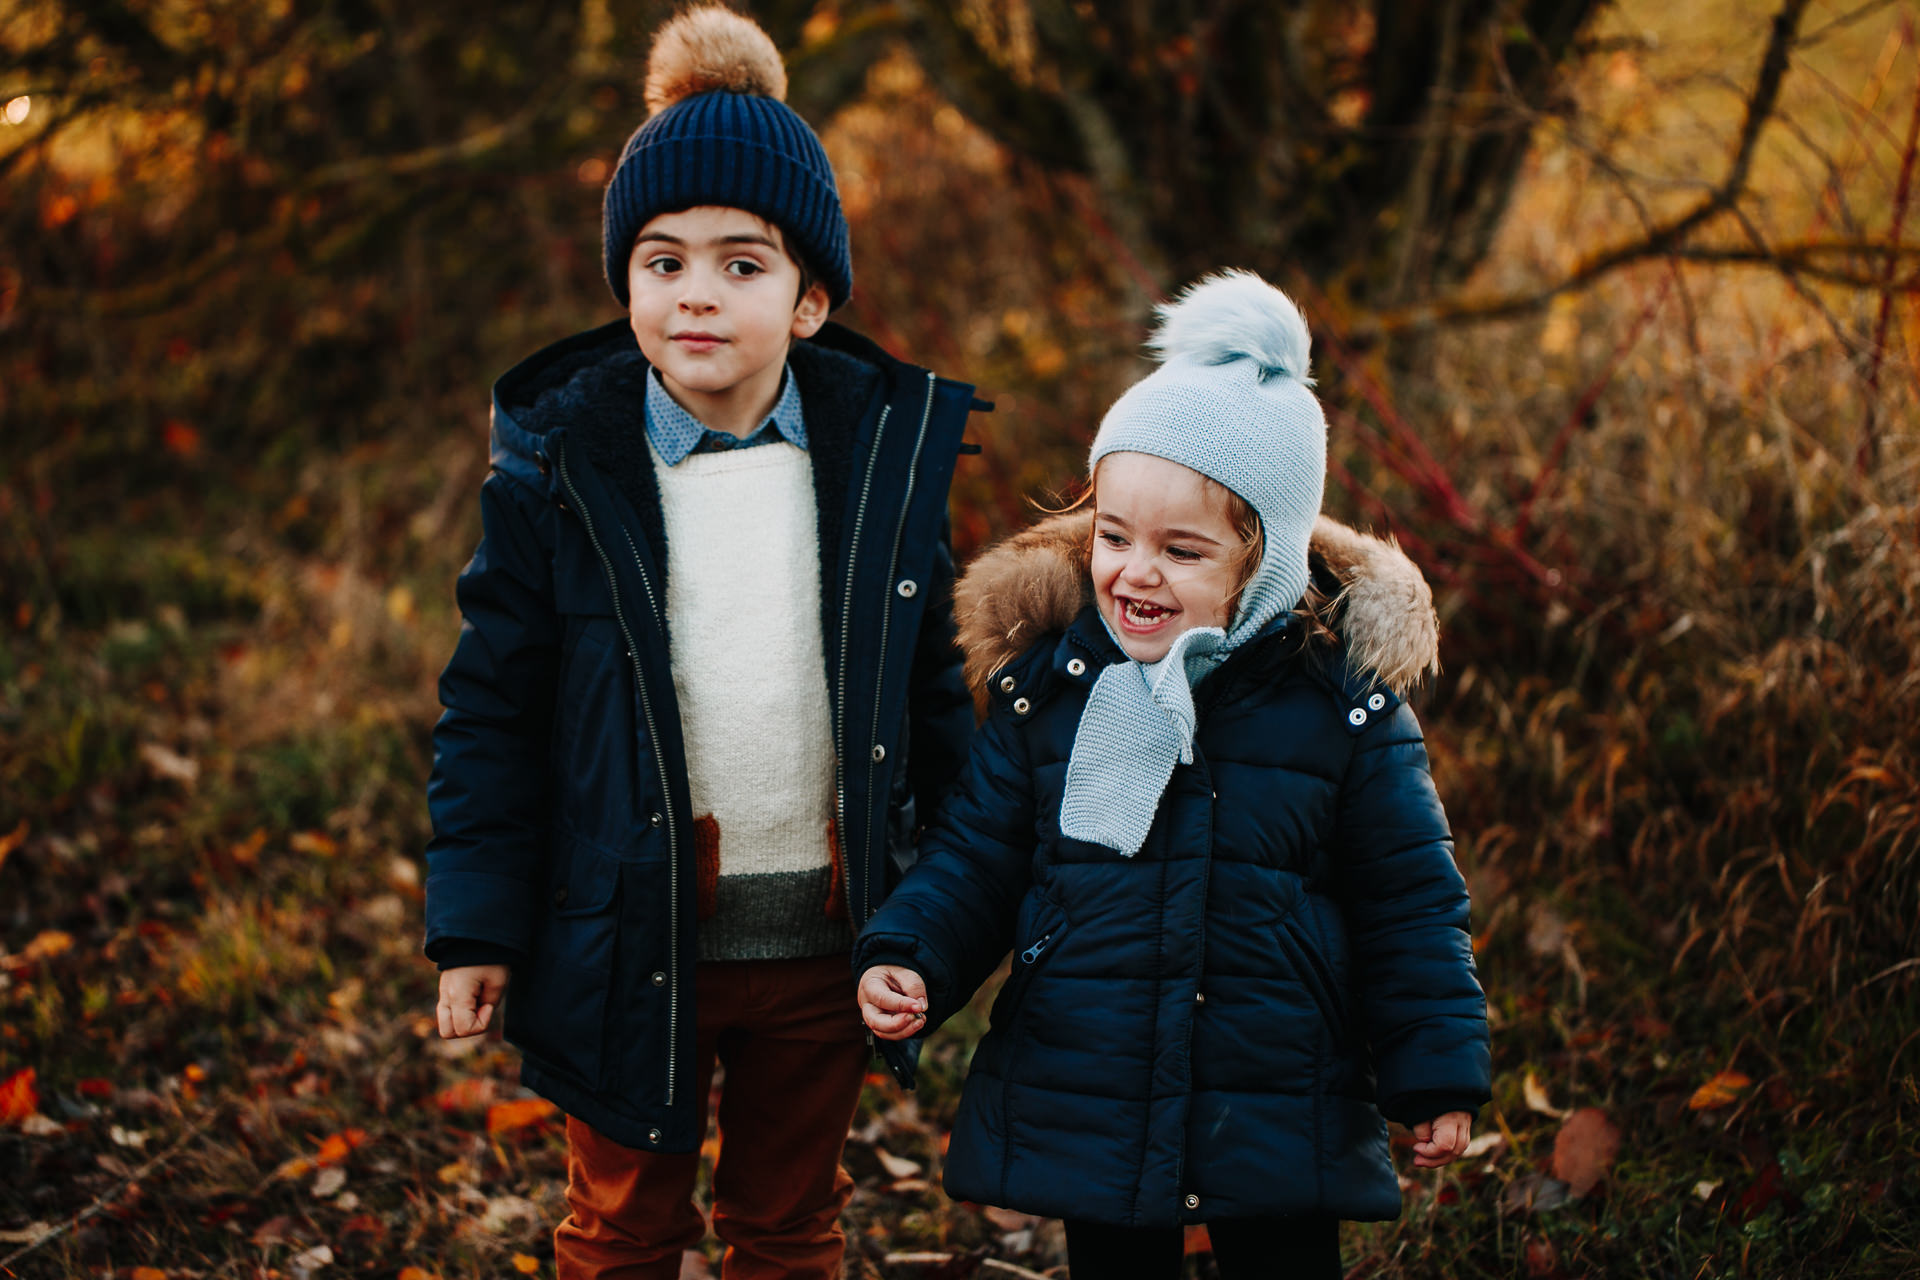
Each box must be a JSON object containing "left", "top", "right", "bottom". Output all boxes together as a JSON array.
[{"left": 602, "top": 5, "right": 851, "bottom": 309}]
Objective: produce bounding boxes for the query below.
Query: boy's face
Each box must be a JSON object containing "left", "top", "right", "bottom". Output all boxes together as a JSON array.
[
  {"left": 1090, "top": 452, "right": 1245, "bottom": 663},
  {"left": 627, "top": 206, "right": 831, "bottom": 431}
]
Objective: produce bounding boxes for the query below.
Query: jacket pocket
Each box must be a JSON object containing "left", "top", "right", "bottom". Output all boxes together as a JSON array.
[
  {"left": 979, "top": 890, "right": 1071, "bottom": 1072},
  {"left": 505, "top": 836, "right": 621, "bottom": 1092},
  {"left": 1274, "top": 910, "right": 1351, "bottom": 1046}
]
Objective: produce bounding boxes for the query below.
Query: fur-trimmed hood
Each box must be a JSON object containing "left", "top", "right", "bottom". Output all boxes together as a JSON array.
[{"left": 953, "top": 511, "right": 1439, "bottom": 707}]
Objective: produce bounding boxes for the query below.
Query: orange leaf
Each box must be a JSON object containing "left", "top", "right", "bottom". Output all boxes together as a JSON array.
[
  {"left": 431, "top": 1077, "right": 498, "bottom": 1113},
  {"left": 511, "top": 1254, "right": 541, "bottom": 1274},
  {"left": 161, "top": 420, "right": 201, "bottom": 458},
  {"left": 487, "top": 1097, "right": 559, "bottom": 1135},
  {"left": 1551, "top": 1107, "right": 1621, "bottom": 1197},
  {"left": 274, "top": 1156, "right": 315, "bottom": 1180},
  {"left": 315, "top": 1127, "right": 368, "bottom": 1165},
  {"left": 22, "top": 930, "right": 73, "bottom": 962},
  {"left": 1688, "top": 1070, "right": 1752, "bottom": 1111},
  {"left": 290, "top": 830, "right": 338, "bottom": 857},
  {"left": 0, "top": 1067, "right": 38, "bottom": 1125},
  {"left": 1183, "top": 1224, "right": 1213, "bottom": 1256},
  {"left": 131, "top": 1268, "right": 168, "bottom": 1280},
  {"left": 0, "top": 819, "right": 26, "bottom": 871},
  {"left": 76, "top": 1077, "right": 114, "bottom": 1099},
  {"left": 397, "top": 1269, "right": 437, "bottom": 1280}
]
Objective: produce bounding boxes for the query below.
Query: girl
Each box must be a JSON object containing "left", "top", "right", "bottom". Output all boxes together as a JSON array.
[{"left": 854, "top": 272, "right": 1490, "bottom": 1279}]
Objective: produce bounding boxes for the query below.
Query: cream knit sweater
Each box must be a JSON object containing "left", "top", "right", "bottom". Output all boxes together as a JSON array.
[{"left": 651, "top": 440, "right": 848, "bottom": 960}]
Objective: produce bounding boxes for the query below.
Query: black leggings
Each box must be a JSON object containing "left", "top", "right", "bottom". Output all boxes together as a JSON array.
[{"left": 1064, "top": 1216, "right": 1342, "bottom": 1280}]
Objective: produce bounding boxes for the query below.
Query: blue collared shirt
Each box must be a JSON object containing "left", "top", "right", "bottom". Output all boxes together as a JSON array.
[{"left": 645, "top": 366, "right": 808, "bottom": 465}]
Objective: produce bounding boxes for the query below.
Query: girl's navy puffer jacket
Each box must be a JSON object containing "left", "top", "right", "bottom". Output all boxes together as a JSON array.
[{"left": 854, "top": 513, "right": 1491, "bottom": 1228}]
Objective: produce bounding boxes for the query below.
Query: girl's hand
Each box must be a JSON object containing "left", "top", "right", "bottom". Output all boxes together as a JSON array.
[
  {"left": 437, "top": 964, "right": 510, "bottom": 1039},
  {"left": 1410, "top": 1111, "right": 1473, "bottom": 1168},
  {"left": 858, "top": 965, "right": 929, "bottom": 1040}
]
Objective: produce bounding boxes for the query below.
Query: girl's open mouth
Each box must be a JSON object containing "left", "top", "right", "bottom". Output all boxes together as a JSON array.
[{"left": 1120, "top": 597, "right": 1175, "bottom": 628}]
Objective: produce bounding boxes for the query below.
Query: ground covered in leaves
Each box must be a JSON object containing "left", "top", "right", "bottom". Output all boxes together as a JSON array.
[{"left": 1, "top": 499, "right": 1915, "bottom": 1279}]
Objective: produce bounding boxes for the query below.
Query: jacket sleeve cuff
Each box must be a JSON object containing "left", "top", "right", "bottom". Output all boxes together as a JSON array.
[
  {"left": 427, "top": 937, "right": 525, "bottom": 971},
  {"left": 423, "top": 869, "right": 538, "bottom": 956},
  {"left": 1381, "top": 1090, "right": 1486, "bottom": 1127}
]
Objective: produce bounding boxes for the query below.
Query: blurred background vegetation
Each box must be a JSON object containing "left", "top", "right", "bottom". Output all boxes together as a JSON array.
[{"left": 2, "top": 0, "right": 1918, "bottom": 1276}]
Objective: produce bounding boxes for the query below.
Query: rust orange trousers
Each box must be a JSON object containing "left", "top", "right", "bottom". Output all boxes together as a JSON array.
[{"left": 554, "top": 952, "right": 872, "bottom": 1280}]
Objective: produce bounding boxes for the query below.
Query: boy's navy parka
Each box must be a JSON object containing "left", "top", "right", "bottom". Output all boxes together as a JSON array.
[
  {"left": 425, "top": 318, "right": 978, "bottom": 1152},
  {"left": 854, "top": 513, "right": 1491, "bottom": 1227}
]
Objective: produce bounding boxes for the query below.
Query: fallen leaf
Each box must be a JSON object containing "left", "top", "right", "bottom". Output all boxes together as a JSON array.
[
  {"left": 1463, "top": 1130, "right": 1507, "bottom": 1160},
  {"left": 275, "top": 1156, "right": 316, "bottom": 1181},
  {"left": 231, "top": 828, "right": 267, "bottom": 866},
  {"left": 1522, "top": 1230, "right": 1559, "bottom": 1278},
  {"left": 979, "top": 1206, "right": 1037, "bottom": 1232},
  {"left": 161, "top": 420, "right": 202, "bottom": 458},
  {"left": 1500, "top": 1172, "right": 1572, "bottom": 1216},
  {"left": 291, "top": 830, "right": 338, "bottom": 857},
  {"left": 0, "top": 819, "right": 27, "bottom": 871},
  {"left": 511, "top": 1254, "right": 541, "bottom": 1274},
  {"left": 22, "top": 930, "right": 73, "bottom": 962},
  {"left": 1730, "top": 1161, "right": 1786, "bottom": 1222},
  {"left": 312, "top": 1165, "right": 348, "bottom": 1198},
  {"left": 873, "top": 1146, "right": 922, "bottom": 1179},
  {"left": 0, "top": 1068, "right": 38, "bottom": 1125},
  {"left": 397, "top": 1269, "right": 437, "bottom": 1280},
  {"left": 131, "top": 1268, "right": 168, "bottom": 1280},
  {"left": 1183, "top": 1224, "right": 1213, "bottom": 1256},
  {"left": 21, "top": 1113, "right": 63, "bottom": 1136},
  {"left": 138, "top": 742, "right": 199, "bottom": 786},
  {"left": 315, "top": 1128, "right": 367, "bottom": 1165},
  {"left": 1525, "top": 903, "right": 1567, "bottom": 958},
  {"left": 289, "top": 1242, "right": 334, "bottom": 1277},
  {"left": 1693, "top": 1179, "right": 1722, "bottom": 1201},
  {"left": 436, "top": 1160, "right": 474, "bottom": 1185},
  {"left": 432, "top": 1077, "right": 499, "bottom": 1113},
  {"left": 1551, "top": 1107, "right": 1620, "bottom": 1196},
  {"left": 109, "top": 1124, "right": 150, "bottom": 1149},
  {"left": 487, "top": 1097, "right": 559, "bottom": 1135},
  {"left": 1522, "top": 1071, "right": 1570, "bottom": 1118},
  {"left": 1688, "top": 1070, "right": 1752, "bottom": 1111},
  {"left": 479, "top": 1195, "right": 540, "bottom": 1233}
]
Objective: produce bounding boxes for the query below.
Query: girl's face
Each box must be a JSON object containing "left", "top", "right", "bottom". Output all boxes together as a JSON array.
[{"left": 1090, "top": 452, "right": 1248, "bottom": 663}]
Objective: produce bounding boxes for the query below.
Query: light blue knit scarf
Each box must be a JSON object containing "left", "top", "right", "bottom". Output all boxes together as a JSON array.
[{"left": 1059, "top": 545, "right": 1300, "bottom": 858}]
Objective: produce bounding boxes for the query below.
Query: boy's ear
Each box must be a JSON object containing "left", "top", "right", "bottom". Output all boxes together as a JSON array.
[{"left": 791, "top": 279, "right": 830, "bottom": 339}]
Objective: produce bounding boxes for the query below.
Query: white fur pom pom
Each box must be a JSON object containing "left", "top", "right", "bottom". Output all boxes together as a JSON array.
[
  {"left": 1146, "top": 269, "right": 1314, "bottom": 384},
  {"left": 644, "top": 5, "right": 788, "bottom": 117}
]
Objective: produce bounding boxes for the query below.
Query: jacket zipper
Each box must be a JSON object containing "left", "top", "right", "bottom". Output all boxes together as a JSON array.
[
  {"left": 836, "top": 401, "right": 892, "bottom": 927},
  {"left": 1020, "top": 931, "right": 1054, "bottom": 965},
  {"left": 857, "top": 372, "right": 939, "bottom": 925},
  {"left": 552, "top": 437, "right": 683, "bottom": 1109}
]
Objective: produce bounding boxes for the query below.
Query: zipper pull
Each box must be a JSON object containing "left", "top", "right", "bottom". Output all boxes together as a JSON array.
[{"left": 1020, "top": 932, "right": 1052, "bottom": 965}]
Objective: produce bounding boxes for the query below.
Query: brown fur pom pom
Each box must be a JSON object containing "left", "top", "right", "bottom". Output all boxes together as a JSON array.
[{"left": 644, "top": 4, "right": 788, "bottom": 116}]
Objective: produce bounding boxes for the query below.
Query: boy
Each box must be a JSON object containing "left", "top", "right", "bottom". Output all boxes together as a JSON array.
[{"left": 422, "top": 8, "right": 978, "bottom": 1277}]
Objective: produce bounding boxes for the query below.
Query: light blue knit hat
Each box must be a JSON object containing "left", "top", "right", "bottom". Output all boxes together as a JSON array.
[{"left": 1061, "top": 270, "right": 1328, "bottom": 857}]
